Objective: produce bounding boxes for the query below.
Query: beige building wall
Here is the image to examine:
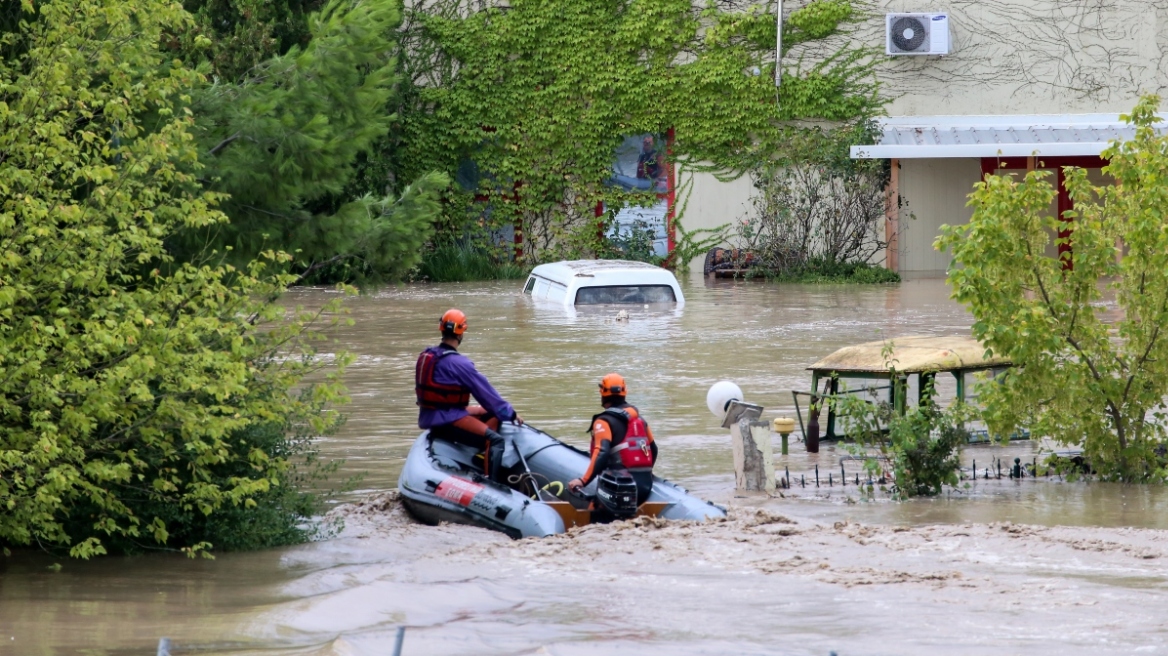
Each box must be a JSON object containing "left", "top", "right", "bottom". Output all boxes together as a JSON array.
[
  {"left": 678, "top": 0, "right": 1154, "bottom": 274},
  {"left": 677, "top": 167, "right": 754, "bottom": 233},
  {"left": 896, "top": 159, "right": 979, "bottom": 277},
  {"left": 674, "top": 166, "right": 754, "bottom": 270},
  {"left": 865, "top": 0, "right": 1168, "bottom": 117}
]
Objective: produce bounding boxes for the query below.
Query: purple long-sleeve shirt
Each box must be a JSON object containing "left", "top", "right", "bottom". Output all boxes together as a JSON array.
[{"left": 417, "top": 346, "right": 516, "bottom": 429}]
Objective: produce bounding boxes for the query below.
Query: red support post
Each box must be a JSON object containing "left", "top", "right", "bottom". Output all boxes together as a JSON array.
[
  {"left": 511, "top": 181, "right": 523, "bottom": 261},
  {"left": 1056, "top": 166, "right": 1073, "bottom": 271},
  {"left": 595, "top": 200, "right": 605, "bottom": 243},
  {"left": 981, "top": 156, "right": 1100, "bottom": 272},
  {"left": 665, "top": 127, "right": 677, "bottom": 256}
]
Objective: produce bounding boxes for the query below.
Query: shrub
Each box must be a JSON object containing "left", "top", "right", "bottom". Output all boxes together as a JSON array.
[
  {"left": 416, "top": 242, "right": 529, "bottom": 282},
  {"left": 833, "top": 356, "right": 970, "bottom": 498},
  {"left": 0, "top": 0, "right": 348, "bottom": 558}
]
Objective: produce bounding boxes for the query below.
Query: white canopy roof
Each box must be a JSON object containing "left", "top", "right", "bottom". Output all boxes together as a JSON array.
[{"left": 850, "top": 113, "right": 1168, "bottom": 159}]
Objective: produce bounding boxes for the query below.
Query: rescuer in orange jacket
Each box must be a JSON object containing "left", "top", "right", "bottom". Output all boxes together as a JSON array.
[
  {"left": 416, "top": 309, "right": 522, "bottom": 482},
  {"left": 568, "top": 373, "right": 657, "bottom": 505}
]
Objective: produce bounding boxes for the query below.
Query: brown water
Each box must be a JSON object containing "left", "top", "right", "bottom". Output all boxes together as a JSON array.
[{"left": 5, "top": 275, "right": 1168, "bottom": 656}]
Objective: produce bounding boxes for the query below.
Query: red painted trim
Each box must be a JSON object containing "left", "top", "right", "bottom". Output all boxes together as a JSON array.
[
  {"left": 980, "top": 158, "right": 998, "bottom": 179},
  {"left": 1047, "top": 155, "right": 1108, "bottom": 169},
  {"left": 981, "top": 156, "right": 1094, "bottom": 271},
  {"left": 595, "top": 200, "right": 605, "bottom": 242},
  {"left": 981, "top": 155, "right": 1108, "bottom": 171},
  {"left": 511, "top": 181, "right": 523, "bottom": 260},
  {"left": 1057, "top": 166, "right": 1073, "bottom": 271},
  {"left": 665, "top": 127, "right": 676, "bottom": 256}
]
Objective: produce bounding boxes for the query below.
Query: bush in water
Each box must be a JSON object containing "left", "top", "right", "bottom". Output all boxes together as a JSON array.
[
  {"left": 416, "top": 242, "right": 529, "bottom": 283},
  {"left": 938, "top": 95, "right": 1168, "bottom": 483},
  {"left": 761, "top": 258, "right": 901, "bottom": 284},
  {"left": 0, "top": 0, "right": 350, "bottom": 558},
  {"left": 59, "top": 409, "right": 350, "bottom": 554}
]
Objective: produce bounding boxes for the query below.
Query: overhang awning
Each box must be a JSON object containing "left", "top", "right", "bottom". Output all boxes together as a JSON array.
[{"left": 849, "top": 113, "right": 1168, "bottom": 159}]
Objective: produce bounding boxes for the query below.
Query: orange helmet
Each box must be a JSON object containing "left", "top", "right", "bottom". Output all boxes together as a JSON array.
[
  {"left": 599, "top": 373, "right": 627, "bottom": 398},
  {"left": 439, "top": 309, "right": 468, "bottom": 336}
]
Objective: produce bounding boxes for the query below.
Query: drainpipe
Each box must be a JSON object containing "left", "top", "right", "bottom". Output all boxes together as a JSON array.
[{"left": 775, "top": 0, "right": 782, "bottom": 88}]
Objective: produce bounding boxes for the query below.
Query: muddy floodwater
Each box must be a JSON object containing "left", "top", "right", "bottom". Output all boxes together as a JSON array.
[{"left": 5, "top": 275, "right": 1168, "bottom": 655}]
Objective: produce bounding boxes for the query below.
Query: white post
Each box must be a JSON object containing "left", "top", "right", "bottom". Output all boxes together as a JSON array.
[
  {"left": 732, "top": 418, "right": 775, "bottom": 493},
  {"left": 775, "top": 0, "right": 783, "bottom": 88}
]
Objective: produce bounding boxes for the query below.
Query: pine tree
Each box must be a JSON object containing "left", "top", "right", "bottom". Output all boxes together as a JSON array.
[{"left": 179, "top": 0, "right": 448, "bottom": 285}]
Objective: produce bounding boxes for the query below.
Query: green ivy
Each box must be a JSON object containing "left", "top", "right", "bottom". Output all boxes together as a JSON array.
[
  {"left": 785, "top": 0, "right": 854, "bottom": 43},
  {"left": 390, "top": 0, "right": 882, "bottom": 262}
]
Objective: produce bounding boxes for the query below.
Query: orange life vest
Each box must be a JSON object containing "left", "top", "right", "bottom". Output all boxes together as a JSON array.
[{"left": 415, "top": 346, "right": 471, "bottom": 410}]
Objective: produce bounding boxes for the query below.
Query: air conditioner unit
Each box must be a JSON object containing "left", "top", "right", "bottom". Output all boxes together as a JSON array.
[{"left": 886, "top": 13, "right": 949, "bottom": 56}]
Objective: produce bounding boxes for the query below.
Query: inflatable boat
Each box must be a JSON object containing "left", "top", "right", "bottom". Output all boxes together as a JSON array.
[{"left": 397, "top": 423, "right": 726, "bottom": 538}]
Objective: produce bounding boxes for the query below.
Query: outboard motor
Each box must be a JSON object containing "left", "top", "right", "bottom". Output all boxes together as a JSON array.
[{"left": 596, "top": 469, "right": 639, "bottom": 519}]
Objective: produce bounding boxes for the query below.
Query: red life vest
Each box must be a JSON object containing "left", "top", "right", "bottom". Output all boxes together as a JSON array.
[
  {"left": 594, "top": 406, "right": 655, "bottom": 471},
  {"left": 415, "top": 346, "right": 471, "bottom": 410}
]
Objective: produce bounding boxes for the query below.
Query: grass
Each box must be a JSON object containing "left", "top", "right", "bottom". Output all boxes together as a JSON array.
[
  {"left": 415, "top": 242, "right": 529, "bottom": 283},
  {"left": 742, "top": 259, "right": 901, "bottom": 284}
]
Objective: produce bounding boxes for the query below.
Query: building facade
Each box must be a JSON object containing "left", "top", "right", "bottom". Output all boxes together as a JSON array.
[{"left": 681, "top": 0, "right": 1168, "bottom": 277}]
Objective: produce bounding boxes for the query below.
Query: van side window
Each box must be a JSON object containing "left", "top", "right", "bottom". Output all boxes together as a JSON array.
[{"left": 523, "top": 277, "right": 536, "bottom": 294}]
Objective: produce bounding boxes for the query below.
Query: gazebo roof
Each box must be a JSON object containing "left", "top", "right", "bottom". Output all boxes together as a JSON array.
[{"left": 809, "top": 335, "right": 1011, "bottom": 374}]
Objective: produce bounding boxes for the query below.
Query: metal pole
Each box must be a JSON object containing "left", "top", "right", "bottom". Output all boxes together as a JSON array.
[
  {"left": 775, "top": 0, "right": 782, "bottom": 87},
  {"left": 393, "top": 626, "right": 406, "bottom": 656}
]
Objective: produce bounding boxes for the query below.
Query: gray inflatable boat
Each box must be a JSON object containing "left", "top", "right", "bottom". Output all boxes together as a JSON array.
[{"left": 397, "top": 422, "right": 726, "bottom": 538}]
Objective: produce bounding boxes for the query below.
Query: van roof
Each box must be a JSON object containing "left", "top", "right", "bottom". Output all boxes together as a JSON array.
[
  {"left": 526, "top": 259, "right": 684, "bottom": 305},
  {"left": 531, "top": 259, "right": 665, "bottom": 277}
]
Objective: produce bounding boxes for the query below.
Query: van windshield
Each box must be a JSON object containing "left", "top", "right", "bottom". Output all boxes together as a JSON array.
[{"left": 575, "top": 285, "right": 676, "bottom": 305}]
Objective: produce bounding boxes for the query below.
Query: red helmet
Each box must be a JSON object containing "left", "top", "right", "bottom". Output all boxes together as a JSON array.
[
  {"left": 599, "top": 373, "right": 627, "bottom": 398},
  {"left": 439, "top": 309, "right": 468, "bottom": 336}
]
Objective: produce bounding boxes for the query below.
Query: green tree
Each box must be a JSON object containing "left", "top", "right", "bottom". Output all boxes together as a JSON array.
[
  {"left": 0, "top": 0, "right": 347, "bottom": 558},
  {"left": 391, "top": 0, "right": 880, "bottom": 262},
  {"left": 937, "top": 95, "right": 1168, "bottom": 482},
  {"left": 177, "top": 0, "right": 448, "bottom": 285}
]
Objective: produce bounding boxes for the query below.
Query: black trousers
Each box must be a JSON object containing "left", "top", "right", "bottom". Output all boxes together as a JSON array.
[{"left": 431, "top": 412, "right": 504, "bottom": 481}]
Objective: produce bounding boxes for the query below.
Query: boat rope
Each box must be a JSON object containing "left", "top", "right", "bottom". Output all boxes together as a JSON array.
[{"left": 508, "top": 470, "right": 555, "bottom": 498}]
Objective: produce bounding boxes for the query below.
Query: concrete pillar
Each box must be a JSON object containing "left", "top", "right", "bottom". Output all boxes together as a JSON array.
[{"left": 731, "top": 418, "right": 775, "bottom": 493}]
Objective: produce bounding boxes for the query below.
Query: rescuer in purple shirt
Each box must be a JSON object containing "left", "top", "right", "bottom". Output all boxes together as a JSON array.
[{"left": 416, "top": 309, "right": 523, "bottom": 481}]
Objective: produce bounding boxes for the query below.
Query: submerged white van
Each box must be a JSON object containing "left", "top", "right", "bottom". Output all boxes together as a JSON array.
[{"left": 522, "top": 260, "right": 685, "bottom": 307}]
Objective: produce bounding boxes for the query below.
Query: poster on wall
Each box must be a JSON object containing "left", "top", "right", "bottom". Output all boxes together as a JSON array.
[{"left": 606, "top": 133, "right": 671, "bottom": 259}]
